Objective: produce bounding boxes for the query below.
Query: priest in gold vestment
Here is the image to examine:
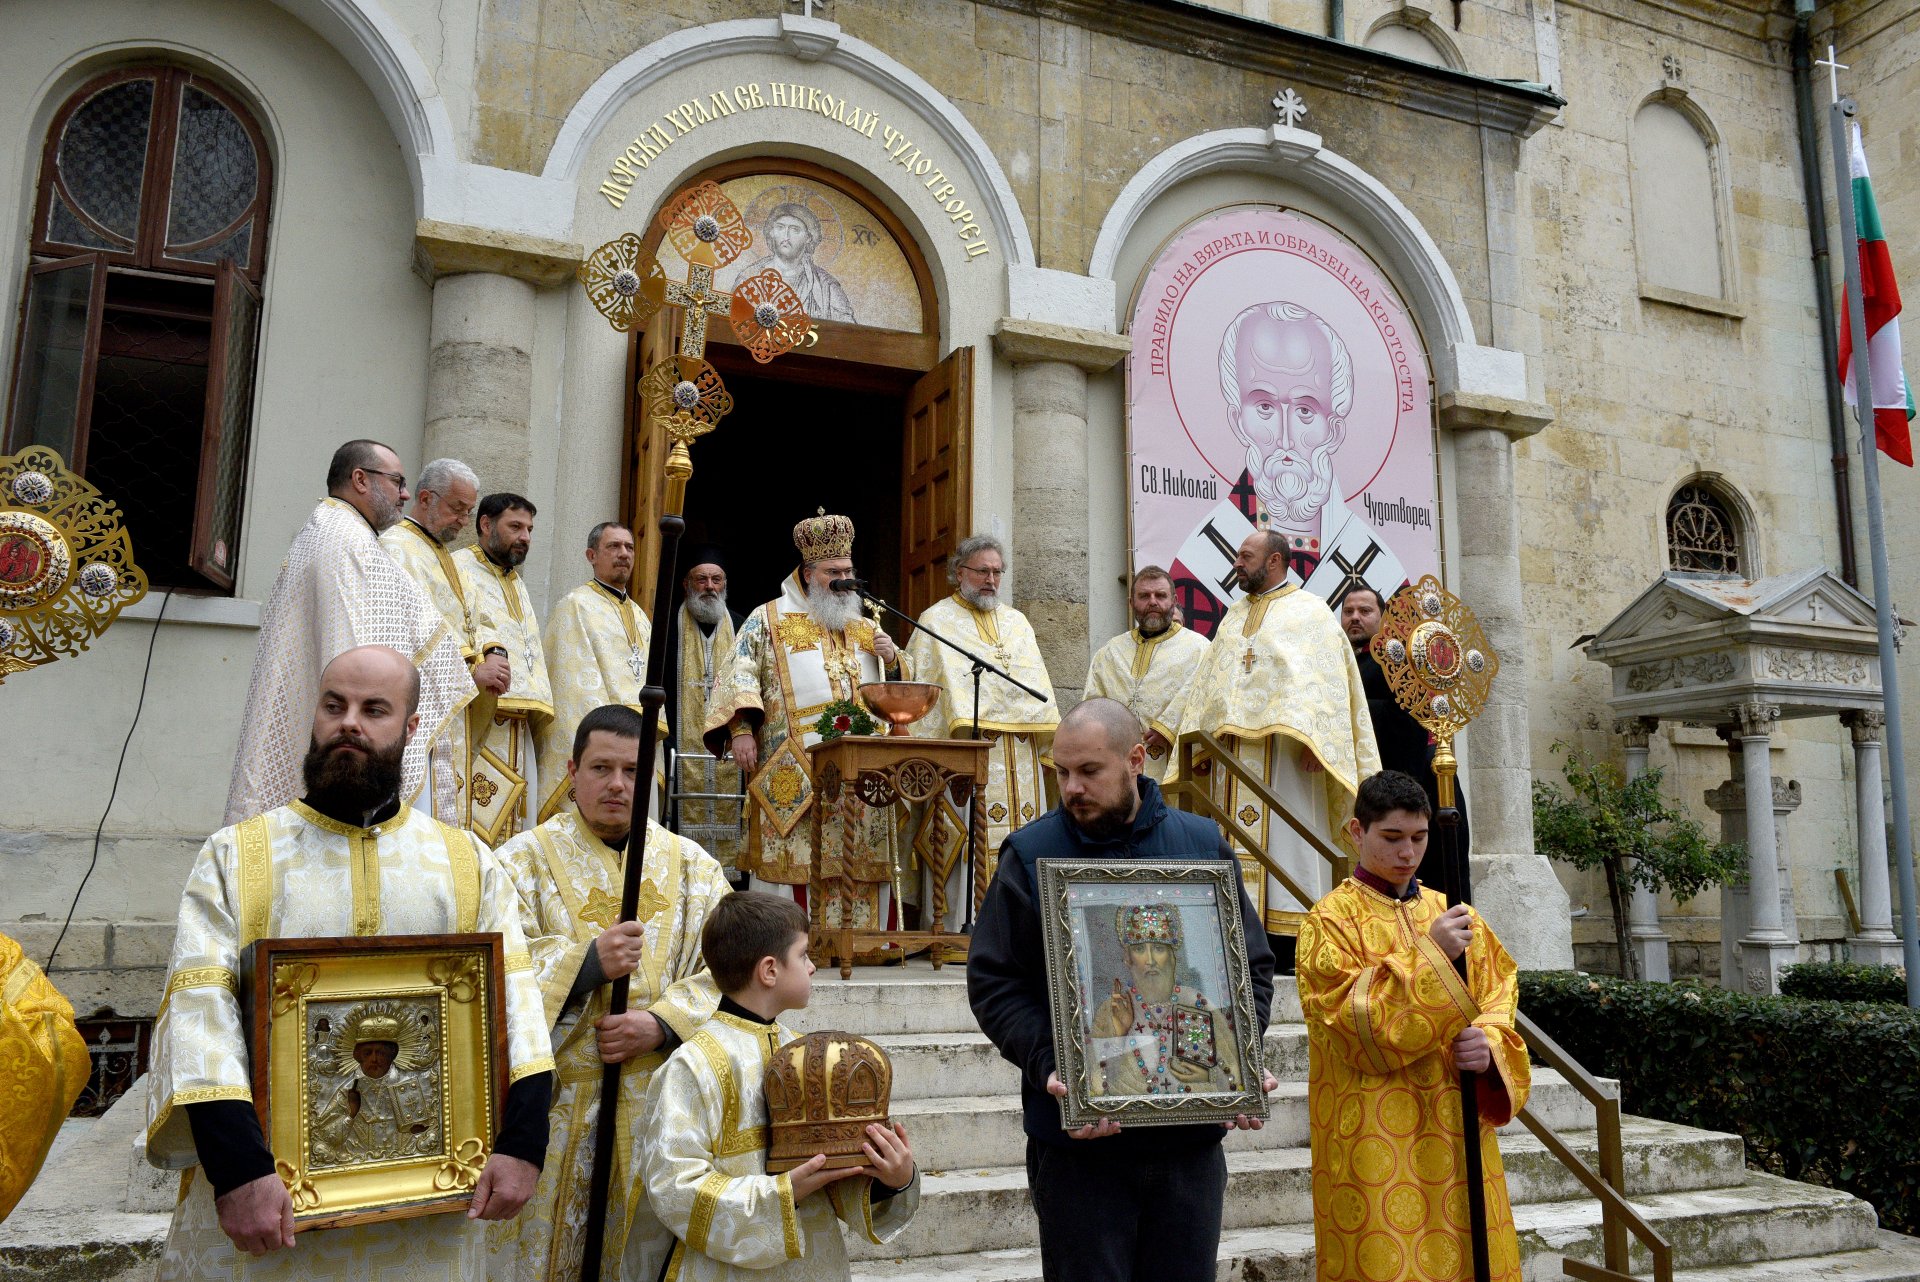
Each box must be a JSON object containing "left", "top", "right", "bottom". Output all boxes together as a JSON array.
[
  {"left": 705, "top": 511, "right": 907, "bottom": 932},
  {"left": 0, "top": 932, "right": 89, "bottom": 1223},
  {"left": 489, "top": 705, "right": 730, "bottom": 1282},
  {"left": 1297, "top": 771, "right": 1528, "bottom": 1282},
  {"left": 906, "top": 534, "right": 1057, "bottom": 928},
  {"left": 1083, "top": 565, "right": 1210, "bottom": 782},
  {"left": 1157, "top": 529, "right": 1379, "bottom": 941},
  {"left": 666, "top": 550, "right": 745, "bottom": 875},
  {"left": 461, "top": 493, "right": 553, "bottom": 845},
  {"left": 227, "top": 440, "right": 472, "bottom": 825},
  {"left": 381, "top": 457, "right": 509, "bottom": 833},
  {"left": 149, "top": 646, "right": 555, "bottom": 1280},
  {"left": 536, "top": 522, "right": 666, "bottom": 823}
]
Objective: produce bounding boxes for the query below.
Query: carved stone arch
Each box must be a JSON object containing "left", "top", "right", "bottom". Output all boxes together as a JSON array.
[
  {"left": 1361, "top": 14, "right": 1466, "bottom": 72},
  {"left": 1664, "top": 470, "right": 1760, "bottom": 577},
  {"left": 1630, "top": 88, "right": 1739, "bottom": 311}
]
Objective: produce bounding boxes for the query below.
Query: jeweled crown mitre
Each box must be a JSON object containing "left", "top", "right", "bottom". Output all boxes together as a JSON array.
[
  {"left": 1116, "top": 903, "right": 1180, "bottom": 948},
  {"left": 793, "top": 507, "right": 855, "bottom": 565},
  {"left": 763, "top": 1030, "right": 893, "bottom": 1173}
]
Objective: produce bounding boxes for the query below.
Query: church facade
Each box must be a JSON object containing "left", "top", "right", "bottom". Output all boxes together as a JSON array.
[{"left": 3, "top": 0, "right": 1917, "bottom": 1035}]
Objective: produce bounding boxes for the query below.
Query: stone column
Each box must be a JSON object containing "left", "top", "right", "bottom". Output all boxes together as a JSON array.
[
  {"left": 1616, "top": 716, "right": 1671, "bottom": 981},
  {"left": 1844, "top": 709, "right": 1904, "bottom": 963},
  {"left": 1712, "top": 701, "right": 1799, "bottom": 993},
  {"left": 992, "top": 319, "right": 1130, "bottom": 708},
  {"left": 1437, "top": 393, "right": 1571, "bottom": 969}
]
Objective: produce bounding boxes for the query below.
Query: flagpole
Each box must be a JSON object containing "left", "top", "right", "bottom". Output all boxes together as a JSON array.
[{"left": 1828, "top": 89, "right": 1920, "bottom": 1007}]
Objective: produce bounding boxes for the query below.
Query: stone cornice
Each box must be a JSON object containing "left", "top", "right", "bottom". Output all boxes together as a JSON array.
[
  {"left": 976, "top": 0, "right": 1563, "bottom": 138},
  {"left": 413, "top": 220, "right": 584, "bottom": 287},
  {"left": 1436, "top": 390, "right": 1552, "bottom": 439},
  {"left": 992, "top": 317, "right": 1132, "bottom": 371}
]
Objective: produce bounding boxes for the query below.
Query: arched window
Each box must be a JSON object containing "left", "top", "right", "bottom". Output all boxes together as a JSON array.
[
  {"left": 1666, "top": 481, "right": 1743, "bottom": 574},
  {"left": 1631, "top": 97, "right": 1730, "bottom": 305},
  {"left": 6, "top": 66, "right": 270, "bottom": 592},
  {"left": 1363, "top": 18, "right": 1462, "bottom": 71}
]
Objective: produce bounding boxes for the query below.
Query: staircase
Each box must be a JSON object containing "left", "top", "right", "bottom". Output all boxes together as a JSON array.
[{"left": 791, "top": 964, "right": 1920, "bottom": 1282}]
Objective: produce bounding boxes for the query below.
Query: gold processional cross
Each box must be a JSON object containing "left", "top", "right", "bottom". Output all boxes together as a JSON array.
[{"left": 1367, "top": 575, "right": 1500, "bottom": 810}]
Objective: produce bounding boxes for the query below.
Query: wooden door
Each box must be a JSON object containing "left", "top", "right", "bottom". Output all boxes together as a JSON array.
[
  {"left": 625, "top": 309, "right": 681, "bottom": 608},
  {"left": 900, "top": 346, "right": 972, "bottom": 621}
]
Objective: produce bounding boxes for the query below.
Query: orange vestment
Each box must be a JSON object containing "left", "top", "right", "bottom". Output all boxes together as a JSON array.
[{"left": 1297, "top": 880, "right": 1530, "bottom": 1282}]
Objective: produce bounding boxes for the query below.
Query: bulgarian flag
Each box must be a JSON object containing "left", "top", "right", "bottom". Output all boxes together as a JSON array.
[{"left": 1839, "top": 121, "right": 1915, "bottom": 466}]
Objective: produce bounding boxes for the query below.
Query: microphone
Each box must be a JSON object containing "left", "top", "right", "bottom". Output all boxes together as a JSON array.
[{"left": 827, "top": 577, "right": 868, "bottom": 593}]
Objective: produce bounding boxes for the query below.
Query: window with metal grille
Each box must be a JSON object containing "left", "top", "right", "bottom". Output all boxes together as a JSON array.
[
  {"left": 1666, "top": 482, "right": 1743, "bottom": 574},
  {"left": 5, "top": 66, "right": 269, "bottom": 592}
]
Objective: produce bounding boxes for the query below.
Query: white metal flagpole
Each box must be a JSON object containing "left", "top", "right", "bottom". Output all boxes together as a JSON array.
[{"left": 1826, "top": 81, "right": 1920, "bottom": 1006}]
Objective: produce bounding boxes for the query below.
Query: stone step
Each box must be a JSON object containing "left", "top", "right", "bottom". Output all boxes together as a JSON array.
[
  {"left": 852, "top": 1117, "right": 1753, "bottom": 1260},
  {"left": 850, "top": 1172, "right": 1885, "bottom": 1278},
  {"left": 872, "top": 1026, "right": 1310, "bottom": 1101},
  {"left": 893, "top": 1070, "right": 1677, "bottom": 1174}
]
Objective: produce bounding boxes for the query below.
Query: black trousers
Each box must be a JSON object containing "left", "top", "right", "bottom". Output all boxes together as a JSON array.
[{"left": 1026, "top": 1138, "right": 1228, "bottom": 1282}]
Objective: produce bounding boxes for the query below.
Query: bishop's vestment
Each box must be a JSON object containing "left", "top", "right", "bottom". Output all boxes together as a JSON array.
[
  {"left": 462, "top": 547, "right": 554, "bottom": 846},
  {"left": 641, "top": 1010, "right": 919, "bottom": 1282},
  {"left": 0, "top": 932, "right": 89, "bottom": 1221},
  {"left": 536, "top": 580, "right": 666, "bottom": 823},
  {"left": 145, "top": 802, "right": 554, "bottom": 1281},
  {"left": 226, "top": 499, "right": 473, "bottom": 825},
  {"left": 906, "top": 594, "right": 1057, "bottom": 927},
  {"left": 703, "top": 574, "right": 902, "bottom": 931},
  {"left": 488, "top": 812, "right": 729, "bottom": 1282},
  {"left": 1296, "top": 879, "right": 1529, "bottom": 1282},
  {"left": 1083, "top": 622, "right": 1211, "bottom": 781},
  {"left": 1157, "top": 584, "right": 1379, "bottom": 934},
  {"left": 669, "top": 603, "right": 744, "bottom": 873}
]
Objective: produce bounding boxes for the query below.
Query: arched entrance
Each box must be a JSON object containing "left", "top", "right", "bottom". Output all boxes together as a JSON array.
[{"left": 621, "top": 158, "right": 967, "bottom": 618}]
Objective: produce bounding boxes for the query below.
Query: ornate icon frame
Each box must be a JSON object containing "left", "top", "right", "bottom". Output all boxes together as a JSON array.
[
  {"left": 1036, "top": 859, "right": 1269, "bottom": 1130},
  {"left": 243, "top": 933, "right": 507, "bottom": 1230}
]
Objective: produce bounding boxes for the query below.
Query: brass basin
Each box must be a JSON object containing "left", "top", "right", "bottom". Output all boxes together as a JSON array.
[{"left": 859, "top": 681, "right": 944, "bottom": 736}]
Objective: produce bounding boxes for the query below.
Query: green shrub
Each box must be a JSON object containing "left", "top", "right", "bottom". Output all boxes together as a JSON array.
[
  {"left": 1519, "top": 971, "right": 1920, "bottom": 1233},
  {"left": 1779, "top": 961, "right": 1907, "bottom": 1004}
]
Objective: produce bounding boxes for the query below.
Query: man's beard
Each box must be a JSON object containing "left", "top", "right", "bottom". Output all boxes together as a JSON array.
[
  {"left": 1235, "top": 561, "right": 1272, "bottom": 595},
  {"left": 958, "top": 582, "right": 998, "bottom": 610},
  {"left": 429, "top": 515, "right": 463, "bottom": 543},
  {"left": 302, "top": 732, "right": 406, "bottom": 815},
  {"left": 1251, "top": 436, "right": 1340, "bottom": 526},
  {"left": 1134, "top": 608, "right": 1170, "bottom": 636},
  {"left": 805, "top": 581, "right": 862, "bottom": 631},
  {"left": 368, "top": 490, "right": 402, "bottom": 532},
  {"left": 485, "top": 537, "right": 527, "bottom": 568},
  {"left": 1068, "top": 789, "right": 1135, "bottom": 841},
  {"left": 686, "top": 589, "right": 728, "bottom": 626}
]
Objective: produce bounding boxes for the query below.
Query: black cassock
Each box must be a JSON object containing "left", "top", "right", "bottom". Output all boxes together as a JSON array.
[{"left": 1353, "top": 641, "right": 1472, "bottom": 896}]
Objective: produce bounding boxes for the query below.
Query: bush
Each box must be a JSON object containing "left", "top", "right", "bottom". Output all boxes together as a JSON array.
[
  {"left": 1779, "top": 961, "right": 1907, "bottom": 1004},
  {"left": 1519, "top": 971, "right": 1920, "bottom": 1233}
]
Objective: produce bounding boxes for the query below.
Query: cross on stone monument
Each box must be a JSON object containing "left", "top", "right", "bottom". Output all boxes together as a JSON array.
[
  {"left": 1815, "top": 46, "right": 1848, "bottom": 103},
  {"left": 1272, "top": 87, "right": 1308, "bottom": 131},
  {"left": 1661, "top": 54, "right": 1683, "bottom": 82},
  {"left": 1809, "top": 596, "right": 1824, "bottom": 622}
]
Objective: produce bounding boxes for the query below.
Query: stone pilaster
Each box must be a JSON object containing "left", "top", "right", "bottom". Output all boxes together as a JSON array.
[
  {"left": 1616, "top": 716, "right": 1671, "bottom": 981},
  {"left": 1844, "top": 709, "right": 1904, "bottom": 964}
]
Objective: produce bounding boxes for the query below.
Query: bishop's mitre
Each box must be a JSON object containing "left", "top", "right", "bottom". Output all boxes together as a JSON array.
[{"left": 763, "top": 1030, "right": 893, "bottom": 1173}]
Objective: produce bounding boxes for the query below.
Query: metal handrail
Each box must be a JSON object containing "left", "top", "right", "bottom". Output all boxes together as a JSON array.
[{"left": 1167, "top": 731, "right": 1670, "bottom": 1281}]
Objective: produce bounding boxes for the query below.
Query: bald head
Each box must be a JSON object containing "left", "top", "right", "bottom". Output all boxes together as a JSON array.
[
  {"left": 1054, "top": 698, "right": 1147, "bottom": 837},
  {"left": 1059, "top": 698, "right": 1145, "bottom": 754},
  {"left": 318, "top": 645, "right": 420, "bottom": 720},
  {"left": 307, "top": 646, "right": 418, "bottom": 814}
]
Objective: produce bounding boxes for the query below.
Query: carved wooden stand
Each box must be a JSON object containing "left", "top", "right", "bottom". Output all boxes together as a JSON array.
[{"left": 809, "top": 736, "right": 990, "bottom": 979}]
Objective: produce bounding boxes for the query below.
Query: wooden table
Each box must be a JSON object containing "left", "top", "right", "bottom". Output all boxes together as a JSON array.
[{"left": 809, "top": 735, "right": 990, "bottom": 979}]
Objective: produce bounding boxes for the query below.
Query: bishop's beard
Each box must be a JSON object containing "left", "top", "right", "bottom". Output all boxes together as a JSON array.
[
  {"left": 686, "top": 589, "right": 728, "bottom": 627},
  {"left": 302, "top": 731, "right": 406, "bottom": 817},
  {"left": 805, "top": 582, "right": 863, "bottom": 632},
  {"left": 1251, "top": 435, "right": 1341, "bottom": 526}
]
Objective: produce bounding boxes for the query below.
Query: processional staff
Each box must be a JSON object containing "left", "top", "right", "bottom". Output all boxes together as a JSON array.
[
  {"left": 1370, "top": 576, "right": 1501, "bottom": 1282},
  {"left": 571, "top": 181, "right": 814, "bottom": 1282}
]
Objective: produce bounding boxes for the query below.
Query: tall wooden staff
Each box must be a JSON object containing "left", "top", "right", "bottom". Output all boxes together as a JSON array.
[
  {"left": 572, "top": 182, "right": 813, "bottom": 1282},
  {"left": 1369, "top": 576, "right": 1500, "bottom": 1282}
]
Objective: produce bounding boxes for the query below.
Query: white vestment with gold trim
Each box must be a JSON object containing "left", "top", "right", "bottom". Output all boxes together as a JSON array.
[
  {"left": 461, "top": 547, "right": 554, "bottom": 846},
  {"left": 146, "top": 803, "right": 554, "bottom": 1281},
  {"left": 675, "top": 605, "right": 744, "bottom": 873},
  {"left": 1083, "top": 622, "right": 1212, "bottom": 781},
  {"left": 226, "top": 499, "right": 473, "bottom": 825},
  {"left": 488, "top": 812, "right": 728, "bottom": 1282},
  {"left": 536, "top": 581, "right": 666, "bottom": 823},
  {"left": 640, "top": 1012, "right": 918, "bottom": 1282}
]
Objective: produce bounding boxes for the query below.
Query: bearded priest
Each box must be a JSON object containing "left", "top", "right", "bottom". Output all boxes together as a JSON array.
[
  {"left": 488, "top": 704, "right": 730, "bottom": 1282},
  {"left": 147, "top": 645, "right": 555, "bottom": 1280},
  {"left": 664, "top": 547, "right": 746, "bottom": 877},
  {"left": 460, "top": 493, "right": 553, "bottom": 845},
  {"left": 905, "top": 534, "right": 1057, "bottom": 928},
  {"left": 704, "top": 511, "right": 908, "bottom": 936},
  {"left": 1156, "top": 528, "right": 1379, "bottom": 962},
  {"left": 1083, "top": 565, "right": 1211, "bottom": 782},
  {"left": 226, "top": 440, "right": 473, "bottom": 826}
]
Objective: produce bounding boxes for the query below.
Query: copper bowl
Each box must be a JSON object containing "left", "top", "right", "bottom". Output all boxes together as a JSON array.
[{"left": 859, "top": 681, "right": 944, "bottom": 736}]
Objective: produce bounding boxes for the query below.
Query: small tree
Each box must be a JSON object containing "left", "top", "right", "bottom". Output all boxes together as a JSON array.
[{"left": 1533, "top": 742, "right": 1747, "bottom": 981}]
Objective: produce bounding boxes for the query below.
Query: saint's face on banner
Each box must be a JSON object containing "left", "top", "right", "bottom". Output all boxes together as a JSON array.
[{"left": 1126, "top": 208, "right": 1439, "bottom": 637}]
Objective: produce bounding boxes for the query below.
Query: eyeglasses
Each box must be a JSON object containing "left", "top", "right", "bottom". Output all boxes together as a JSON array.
[
  {"left": 360, "top": 468, "right": 407, "bottom": 491},
  {"left": 960, "top": 564, "right": 1004, "bottom": 578}
]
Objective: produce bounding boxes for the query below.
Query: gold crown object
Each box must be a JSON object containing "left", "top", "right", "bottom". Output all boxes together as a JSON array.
[
  {"left": 793, "top": 507, "right": 855, "bottom": 565},
  {"left": 763, "top": 1031, "right": 893, "bottom": 1173},
  {"left": 1116, "top": 904, "right": 1180, "bottom": 948}
]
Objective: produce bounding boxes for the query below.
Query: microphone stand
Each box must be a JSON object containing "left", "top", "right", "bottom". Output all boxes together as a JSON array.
[{"left": 849, "top": 583, "right": 1047, "bottom": 930}]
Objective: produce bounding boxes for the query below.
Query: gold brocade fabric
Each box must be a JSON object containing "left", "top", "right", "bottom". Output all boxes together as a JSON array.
[
  {"left": 488, "top": 813, "right": 728, "bottom": 1282},
  {"left": 908, "top": 730, "right": 1046, "bottom": 927},
  {"left": 676, "top": 606, "right": 743, "bottom": 871},
  {"left": 0, "top": 933, "right": 89, "bottom": 1223},
  {"left": 461, "top": 549, "right": 553, "bottom": 845},
  {"left": 1296, "top": 880, "right": 1530, "bottom": 1282},
  {"left": 460, "top": 548, "right": 555, "bottom": 721},
  {"left": 640, "top": 1013, "right": 918, "bottom": 1282},
  {"left": 535, "top": 581, "right": 667, "bottom": 823},
  {"left": 906, "top": 595, "right": 1058, "bottom": 739},
  {"left": 226, "top": 500, "right": 473, "bottom": 825},
  {"left": 147, "top": 804, "right": 554, "bottom": 1281},
  {"left": 379, "top": 519, "right": 491, "bottom": 662},
  {"left": 1082, "top": 622, "right": 1211, "bottom": 780}
]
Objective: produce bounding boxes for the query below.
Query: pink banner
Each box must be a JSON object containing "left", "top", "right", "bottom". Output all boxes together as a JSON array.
[{"left": 1126, "top": 208, "right": 1437, "bottom": 637}]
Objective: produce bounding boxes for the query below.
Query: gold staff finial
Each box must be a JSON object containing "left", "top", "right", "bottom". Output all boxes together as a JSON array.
[{"left": 1367, "top": 575, "right": 1499, "bottom": 808}]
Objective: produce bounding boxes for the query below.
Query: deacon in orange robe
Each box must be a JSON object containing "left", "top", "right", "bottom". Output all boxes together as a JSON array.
[{"left": 1296, "top": 770, "right": 1530, "bottom": 1282}]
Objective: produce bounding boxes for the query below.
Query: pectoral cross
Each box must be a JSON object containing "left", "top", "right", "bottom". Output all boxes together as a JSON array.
[
  {"left": 628, "top": 646, "right": 646, "bottom": 681},
  {"left": 665, "top": 259, "right": 733, "bottom": 354},
  {"left": 1242, "top": 646, "right": 1258, "bottom": 674}
]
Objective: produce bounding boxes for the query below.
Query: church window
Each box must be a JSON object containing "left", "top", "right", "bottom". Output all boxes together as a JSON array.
[
  {"left": 6, "top": 66, "right": 270, "bottom": 593},
  {"left": 1631, "top": 98, "right": 1731, "bottom": 304},
  {"left": 1362, "top": 18, "right": 1462, "bottom": 71},
  {"left": 1666, "top": 482, "right": 1743, "bottom": 574}
]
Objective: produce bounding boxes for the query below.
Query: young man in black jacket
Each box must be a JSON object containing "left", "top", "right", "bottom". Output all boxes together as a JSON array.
[{"left": 969, "top": 698, "right": 1276, "bottom": 1282}]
